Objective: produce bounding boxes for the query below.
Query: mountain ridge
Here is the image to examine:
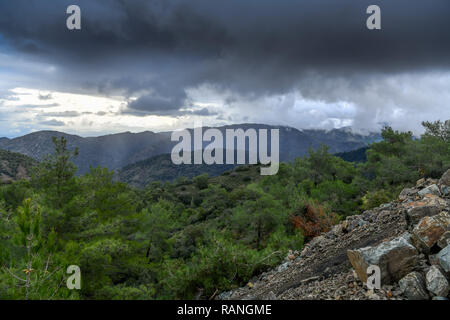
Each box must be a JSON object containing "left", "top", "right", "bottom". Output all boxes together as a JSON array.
[{"left": 0, "top": 124, "right": 381, "bottom": 174}]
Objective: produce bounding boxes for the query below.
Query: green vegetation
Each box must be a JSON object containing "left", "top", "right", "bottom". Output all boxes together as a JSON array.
[
  {"left": 0, "top": 149, "right": 37, "bottom": 183},
  {"left": 117, "top": 153, "right": 237, "bottom": 188},
  {"left": 0, "top": 121, "right": 449, "bottom": 300}
]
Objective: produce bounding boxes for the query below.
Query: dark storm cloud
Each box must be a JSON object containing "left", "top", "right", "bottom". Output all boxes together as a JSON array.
[{"left": 0, "top": 0, "right": 449, "bottom": 115}]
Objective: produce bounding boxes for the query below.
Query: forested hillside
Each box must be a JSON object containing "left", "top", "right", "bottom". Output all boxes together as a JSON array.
[
  {"left": 116, "top": 153, "right": 237, "bottom": 188},
  {"left": 0, "top": 121, "right": 448, "bottom": 300},
  {"left": 0, "top": 150, "right": 37, "bottom": 184}
]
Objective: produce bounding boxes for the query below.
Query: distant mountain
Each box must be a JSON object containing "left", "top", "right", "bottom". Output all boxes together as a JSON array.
[
  {"left": 0, "top": 149, "right": 38, "bottom": 184},
  {"left": 0, "top": 124, "right": 381, "bottom": 174},
  {"left": 0, "top": 130, "right": 173, "bottom": 174}
]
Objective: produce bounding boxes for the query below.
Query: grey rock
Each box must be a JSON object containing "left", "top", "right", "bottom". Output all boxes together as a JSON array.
[
  {"left": 426, "top": 265, "right": 449, "bottom": 297},
  {"left": 263, "top": 291, "right": 278, "bottom": 300},
  {"left": 429, "top": 254, "right": 439, "bottom": 266},
  {"left": 217, "top": 291, "right": 233, "bottom": 300},
  {"left": 418, "top": 184, "right": 441, "bottom": 197},
  {"left": 437, "top": 244, "right": 450, "bottom": 274},
  {"left": 277, "top": 262, "right": 289, "bottom": 272},
  {"left": 437, "top": 231, "right": 450, "bottom": 249},
  {"left": 441, "top": 186, "right": 450, "bottom": 197},
  {"left": 439, "top": 169, "right": 450, "bottom": 186},
  {"left": 406, "top": 205, "right": 440, "bottom": 230},
  {"left": 380, "top": 203, "right": 392, "bottom": 209},
  {"left": 432, "top": 296, "right": 449, "bottom": 300},
  {"left": 347, "top": 233, "right": 418, "bottom": 285},
  {"left": 398, "top": 272, "right": 429, "bottom": 300},
  {"left": 399, "top": 188, "right": 416, "bottom": 201}
]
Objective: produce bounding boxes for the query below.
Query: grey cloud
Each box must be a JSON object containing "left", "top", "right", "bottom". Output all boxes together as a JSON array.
[
  {"left": 16, "top": 103, "right": 60, "bottom": 109},
  {"left": 42, "top": 111, "right": 81, "bottom": 117},
  {"left": 38, "top": 93, "right": 52, "bottom": 100},
  {"left": 191, "top": 108, "right": 218, "bottom": 116},
  {"left": 39, "top": 119, "right": 65, "bottom": 126}
]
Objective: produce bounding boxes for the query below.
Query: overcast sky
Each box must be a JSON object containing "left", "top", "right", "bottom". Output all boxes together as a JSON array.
[{"left": 0, "top": 0, "right": 449, "bottom": 137}]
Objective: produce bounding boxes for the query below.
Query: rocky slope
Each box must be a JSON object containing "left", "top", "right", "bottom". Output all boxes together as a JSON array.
[{"left": 219, "top": 170, "right": 450, "bottom": 300}]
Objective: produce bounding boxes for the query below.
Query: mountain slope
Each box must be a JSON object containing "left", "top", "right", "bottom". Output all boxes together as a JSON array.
[
  {"left": 116, "top": 153, "right": 237, "bottom": 188},
  {"left": 219, "top": 172, "right": 450, "bottom": 300},
  {"left": 0, "top": 125, "right": 381, "bottom": 174},
  {"left": 0, "top": 149, "right": 38, "bottom": 183}
]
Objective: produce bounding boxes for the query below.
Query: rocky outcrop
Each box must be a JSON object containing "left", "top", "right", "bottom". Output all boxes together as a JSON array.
[
  {"left": 410, "top": 212, "right": 450, "bottom": 253},
  {"left": 347, "top": 233, "right": 418, "bottom": 284},
  {"left": 218, "top": 169, "right": 450, "bottom": 300}
]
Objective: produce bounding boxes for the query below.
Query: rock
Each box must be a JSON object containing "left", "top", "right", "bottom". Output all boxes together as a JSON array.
[
  {"left": 399, "top": 188, "right": 416, "bottom": 201},
  {"left": 416, "top": 178, "right": 425, "bottom": 187},
  {"left": 441, "top": 186, "right": 450, "bottom": 197},
  {"left": 411, "top": 212, "right": 450, "bottom": 254},
  {"left": 418, "top": 184, "right": 441, "bottom": 197},
  {"left": 429, "top": 254, "right": 439, "bottom": 266},
  {"left": 216, "top": 291, "right": 233, "bottom": 300},
  {"left": 405, "top": 205, "right": 441, "bottom": 230},
  {"left": 263, "top": 291, "right": 278, "bottom": 300},
  {"left": 308, "top": 235, "right": 325, "bottom": 248},
  {"left": 277, "top": 262, "right": 289, "bottom": 272},
  {"left": 432, "top": 296, "right": 449, "bottom": 300},
  {"left": 438, "top": 169, "right": 450, "bottom": 186},
  {"left": 437, "top": 244, "right": 450, "bottom": 274},
  {"left": 347, "top": 233, "right": 418, "bottom": 285},
  {"left": 398, "top": 272, "right": 429, "bottom": 300},
  {"left": 331, "top": 224, "right": 343, "bottom": 235},
  {"left": 342, "top": 216, "right": 366, "bottom": 233},
  {"left": 426, "top": 265, "right": 449, "bottom": 297},
  {"left": 437, "top": 231, "right": 450, "bottom": 249},
  {"left": 380, "top": 203, "right": 392, "bottom": 209}
]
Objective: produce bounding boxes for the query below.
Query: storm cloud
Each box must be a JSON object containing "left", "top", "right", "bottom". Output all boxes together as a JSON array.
[{"left": 0, "top": 0, "right": 449, "bottom": 134}]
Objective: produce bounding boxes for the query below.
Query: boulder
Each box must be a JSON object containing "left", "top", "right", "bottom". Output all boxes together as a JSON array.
[
  {"left": 347, "top": 233, "right": 418, "bottom": 285},
  {"left": 437, "top": 231, "right": 450, "bottom": 249},
  {"left": 425, "top": 265, "right": 449, "bottom": 297},
  {"left": 405, "top": 205, "right": 441, "bottom": 230},
  {"left": 416, "top": 178, "right": 425, "bottom": 188},
  {"left": 441, "top": 186, "right": 450, "bottom": 197},
  {"left": 437, "top": 244, "right": 450, "bottom": 274},
  {"left": 438, "top": 169, "right": 450, "bottom": 186},
  {"left": 399, "top": 188, "right": 417, "bottom": 201},
  {"left": 398, "top": 272, "right": 429, "bottom": 300},
  {"left": 418, "top": 184, "right": 441, "bottom": 197},
  {"left": 411, "top": 212, "right": 450, "bottom": 254}
]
